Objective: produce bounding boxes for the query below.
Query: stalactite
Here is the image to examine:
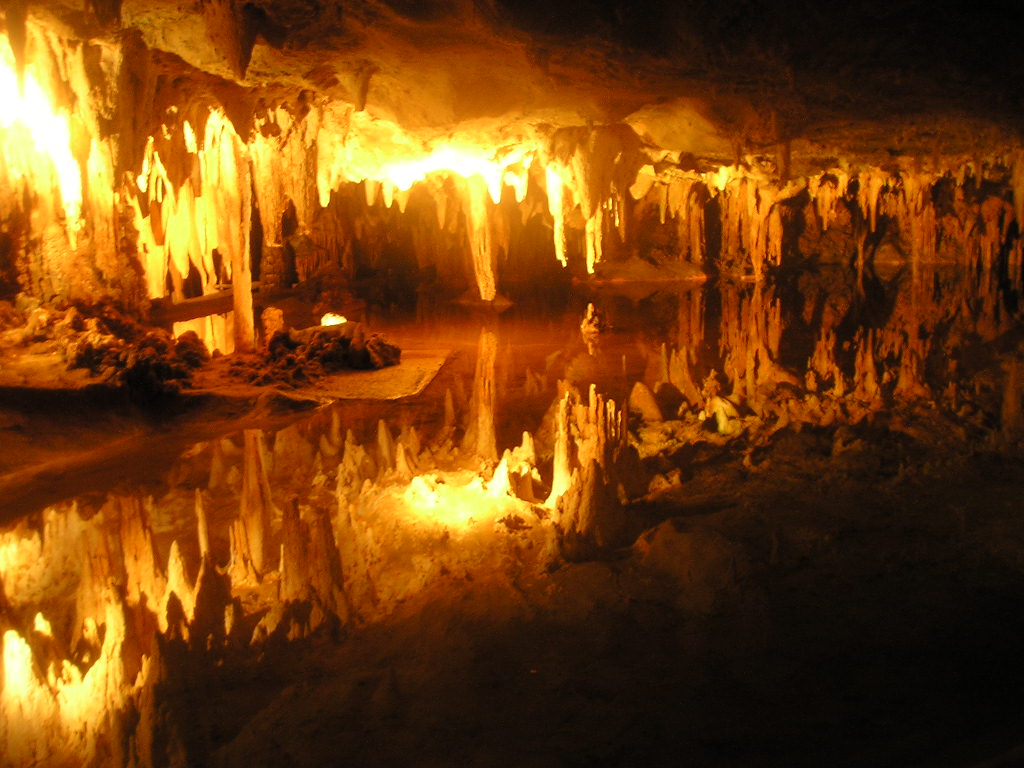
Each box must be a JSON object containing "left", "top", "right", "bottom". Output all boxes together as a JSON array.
[
  {"left": 808, "top": 328, "right": 845, "bottom": 396},
  {"left": 229, "top": 429, "right": 274, "bottom": 584},
  {"left": 464, "top": 175, "right": 497, "bottom": 301},
  {"left": 279, "top": 499, "right": 348, "bottom": 626},
  {"left": 897, "top": 172, "right": 938, "bottom": 265},
  {"left": 1, "top": 589, "right": 137, "bottom": 768},
  {"left": 338, "top": 430, "right": 376, "bottom": 503},
  {"left": 75, "top": 520, "right": 117, "bottom": 649},
  {"left": 377, "top": 419, "right": 396, "bottom": 474},
  {"left": 853, "top": 329, "right": 881, "bottom": 404},
  {"left": 807, "top": 171, "right": 848, "bottom": 232},
  {"left": 195, "top": 489, "right": 210, "bottom": 559},
  {"left": 857, "top": 170, "right": 887, "bottom": 233},
  {"left": 585, "top": 206, "right": 603, "bottom": 275},
  {"left": 545, "top": 164, "right": 568, "bottom": 267},
  {"left": 115, "top": 494, "right": 166, "bottom": 615},
  {"left": 0, "top": 28, "right": 83, "bottom": 242},
  {"left": 462, "top": 326, "right": 498, "bottom": 462},
  {"left": 719, "top": 175, "right": 746, "bottom": 270},
  {"left": 163, "top": 540, "right": 195, "bottom": 635}
]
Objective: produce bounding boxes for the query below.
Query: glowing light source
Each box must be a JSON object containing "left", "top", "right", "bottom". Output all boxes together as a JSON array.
[
  {"left": 397, "top": 470, "right": 520, "bottom": 529},
  {"left": 321, "top": 312, "right": 347, "bottom": 326},
  {"left": 0, "top": 34, "right": 83, "bottom": 235},
  {"left": 374, "top": 144, "right": 533, "bottom": 205},
  {"left": 708, "top": 164, "right": 734, "bottom": 193},
  {"left": 33, "top": 613, "right": 52, "bottom": 638},
  {"left": 320, "top": 111, "right": 537, "bottom": 206},
  {"left": 2, "top": 629, "right": 35, "bottom": 700}
]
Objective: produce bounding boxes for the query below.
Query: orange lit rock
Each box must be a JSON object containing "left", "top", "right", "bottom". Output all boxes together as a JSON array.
[
  {"left": 634, "top": 519, "right": 751, "bottom": 614},
  {"left": 229, "top": 429, "right": 275, "bottom": 584}
]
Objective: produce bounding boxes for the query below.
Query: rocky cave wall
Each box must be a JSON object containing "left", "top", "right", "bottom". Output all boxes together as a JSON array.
[
  {"left": 2, "top": 3, "right": 1024, "bottom": 765},
  {"left": 1, "top": 2, "right": 1023, "bottom": 357}
]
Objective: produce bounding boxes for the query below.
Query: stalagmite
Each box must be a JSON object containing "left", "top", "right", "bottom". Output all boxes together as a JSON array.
[
  {"left": 491, "top": 431, "right": 543, "bottom": 502},
  {"left": 208, "top": 439, "right": 229, "bottom": 490},
  {"left": 809, "top": 328, "right": 845, "bottom": 396},
  {"left": 333, "top": 474, "right": 377, "bottom": 616},
  {"left": 395, "top": 443, "right": 416, "bottom": 478},
  {"left": 808, "top": 172, "right": 849, "bottom": 232},
  {"left": 557, "top": 459, "right": 625, "bottom": 561},
  {"left": 544, "top": 393, "right": 573, "bottom": 509},
  {"left": 163, "top": 539, "right": 195, "bottom": 634},
  {"left": 398, "top": 425, "right": 422, "bottom": 462},
  {"left": 629, "top": 381, "right": 663, "bottom": 422},
  {"left": 545, "top": 385, "right": 626, "bottom": 512},
  {"left": 669, "top": 348, "right": 702, "bottom": 407}
]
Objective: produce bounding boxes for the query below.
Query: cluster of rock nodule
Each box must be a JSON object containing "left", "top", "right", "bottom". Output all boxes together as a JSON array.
[
  {"left": 228, "top": 317, "right": 401, "bottom": 387},
  {"left": 0, "top": 297, "right": 209, "bottom": 399}
]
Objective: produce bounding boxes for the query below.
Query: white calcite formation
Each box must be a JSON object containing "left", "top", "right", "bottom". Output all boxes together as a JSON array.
[
  {"left": 1, "top": 262, "right": 1023, "bottom": 764},
  {"left": 1, "top": 2, "right": 1024, "bottom": 765},
  {"left": 2, "top": 3, "right": 1024, "bottom": 358}
]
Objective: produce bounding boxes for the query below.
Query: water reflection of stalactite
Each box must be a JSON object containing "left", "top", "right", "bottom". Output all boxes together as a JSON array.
[
  {"left": 229, "top": 429, "right": 275, "bottom": 585},
  {"left": 717, "top": 280, "right": 789, "bottom": 404},
  {"left": 667, "top": 287, "right": 705, "bottom": 407},
  {"left": 462, "top": 325, "right": 498, "bottom": 463}
]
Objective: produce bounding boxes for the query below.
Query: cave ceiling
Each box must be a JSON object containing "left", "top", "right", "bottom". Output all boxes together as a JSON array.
[{"left": 11, "top": 0, "right": 1024, "bottom": 170}]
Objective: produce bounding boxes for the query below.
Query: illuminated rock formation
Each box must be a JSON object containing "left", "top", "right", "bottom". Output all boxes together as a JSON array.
[
  {"left": 2, "top": 1, "right": 1024, "bottom": 766},
  {"left": 228, "top": 429, "right": 275, "bottom": 584},
  {"left": 2, "top": 1, "right": 1022, "bottom": 357}
]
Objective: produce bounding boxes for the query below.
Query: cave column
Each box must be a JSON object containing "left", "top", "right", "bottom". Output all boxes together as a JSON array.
[{"left": 232, "top": 139, "right": 255, "bottom": 352}]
